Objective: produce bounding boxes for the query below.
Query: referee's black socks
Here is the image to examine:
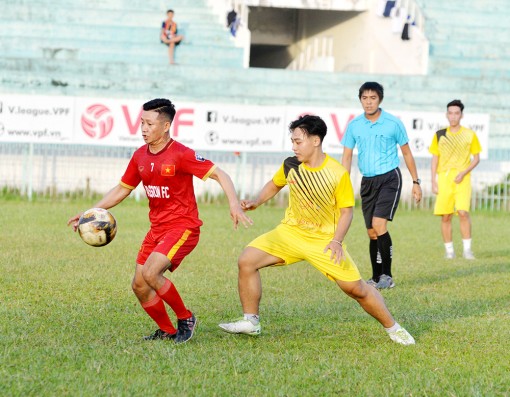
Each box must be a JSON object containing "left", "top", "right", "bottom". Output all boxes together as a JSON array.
[
  {"left": 377, "top": 232, "right": 393, "bottom": 278},
  {"left": 369, "top": 239, "right": 381, "bottom": 282}
]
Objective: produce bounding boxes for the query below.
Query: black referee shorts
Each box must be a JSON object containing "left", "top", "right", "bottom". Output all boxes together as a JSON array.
[{"left": 360, "top": 168, "right": 402, "bottom": 229}]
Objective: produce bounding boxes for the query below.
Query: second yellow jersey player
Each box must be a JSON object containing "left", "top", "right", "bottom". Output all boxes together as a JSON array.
[
  {"left": 219, "top": 114, "right": 416, "bottom": 345},
  {"left": 248, "top": 155, "right": 361, "bottom": 282}
]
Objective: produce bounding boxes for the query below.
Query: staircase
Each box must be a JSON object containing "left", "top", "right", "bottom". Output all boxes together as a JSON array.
[
  {"left": 0, "top": 0, "right": 243, "bottom": 69},
  {"left": 414, "top": 0, "right": 510, "bottom": 159}
]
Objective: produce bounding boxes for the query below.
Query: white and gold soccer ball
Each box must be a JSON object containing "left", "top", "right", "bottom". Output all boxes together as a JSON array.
[{"left": 77, "top": 208, "right": 117, "bottom": 247}]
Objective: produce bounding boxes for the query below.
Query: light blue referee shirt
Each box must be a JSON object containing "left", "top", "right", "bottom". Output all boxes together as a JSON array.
[{"left": 341, "top": 109, "right": 409, "bottom": 177}]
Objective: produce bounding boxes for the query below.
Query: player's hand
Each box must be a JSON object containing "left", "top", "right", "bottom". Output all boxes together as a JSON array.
[
  {"left": 412, "top": 184, "right": 422, "bottom": 203},
  {"left": 454, "top": 172, "right": 465, "bottom": 184},
  {"left": 230, "top": 203, "right": 253, "bottom": 230},
  {"left": 432, "top": 180, "right": 438, "bottom": 195},
  {"left": 240, "top": 199, "right": 258, "bottom": 211},
  {"left": 67, "top": 213, "right": 82, "bottom": 232},
  {"left": 324, "top": 241, "right": 345, "bottom": 264}
]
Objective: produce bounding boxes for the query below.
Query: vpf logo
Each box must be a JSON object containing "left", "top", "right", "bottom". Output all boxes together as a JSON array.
[{"left": 81, "top": 104, "right": 114, "bottom": 139}]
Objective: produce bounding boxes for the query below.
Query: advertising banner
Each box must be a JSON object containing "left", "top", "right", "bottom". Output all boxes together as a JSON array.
[
  {"left": 0, "top": 94, "right": 74, "bottom": 143},
  {"left": 0, "top": 94, "right": 490, "bottom": 159},
  {"left": 284, "top": 106, "right": 490, "bottom": 159},
  {"left": 73, "top": 97, "right": 143, "bottom": 146},
  {"left": 191, "top": 103, "right": 286, "bottom": 152}
]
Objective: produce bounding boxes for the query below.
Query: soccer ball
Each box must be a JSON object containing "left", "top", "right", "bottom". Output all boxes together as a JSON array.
[{"left": 77, "top": 208, "right": 117, "bottom": 247}]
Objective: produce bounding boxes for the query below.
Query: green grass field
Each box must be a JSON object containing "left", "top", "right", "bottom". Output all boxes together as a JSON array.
[{"left": 1, "top": 199, "right": 509, "bottom": 396}]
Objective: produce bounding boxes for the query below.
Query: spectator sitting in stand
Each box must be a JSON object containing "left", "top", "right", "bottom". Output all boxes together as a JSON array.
[{"left": 160, "top": 9, "right": 184, "bottom": 65}]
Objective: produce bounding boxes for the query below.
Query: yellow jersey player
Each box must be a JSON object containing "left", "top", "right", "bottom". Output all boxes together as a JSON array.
[
  {"left": 430, "top": 99, "right": 481, "bottom": 259},
  {"left": 219, "top": 115, "right": 415, "bottom": 345}
]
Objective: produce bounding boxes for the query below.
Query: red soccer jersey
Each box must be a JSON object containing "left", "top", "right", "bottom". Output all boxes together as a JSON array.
[{"left": 120, "top": 139, "right": 216, "bottom": 228}]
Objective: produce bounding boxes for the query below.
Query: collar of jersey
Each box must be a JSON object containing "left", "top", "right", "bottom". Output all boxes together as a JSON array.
[
  {"left": 146, "top": 138, "right": 174, "bottom": 155},
  {"left": 301, "top": 154, "right": 329, "bottom": 171},
  {"left": 363, "top": 108, "right": 386, "bottom": 125},
  {"left": 447, "top": 126, "right": 464, "bottom": 135}
]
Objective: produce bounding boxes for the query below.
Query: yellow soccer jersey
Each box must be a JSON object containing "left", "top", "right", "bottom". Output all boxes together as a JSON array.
[
  {"left": 272, "top": 154, "right": 354, "bottom": 236},
  {"left": 429, "top": 126, "right": 482, "bottom": 173}
]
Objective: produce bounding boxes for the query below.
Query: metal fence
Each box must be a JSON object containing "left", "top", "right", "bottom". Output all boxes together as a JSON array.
[{"left": 1, "top": 142, "right": 509, "bottom": 211}]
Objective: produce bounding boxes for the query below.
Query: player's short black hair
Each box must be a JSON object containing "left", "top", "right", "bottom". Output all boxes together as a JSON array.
[
  {"left": 167, "top": 9, "right": 174, "bottom": 14},
  {"left": 359, "top": 82, "right": 384, "bottom": 101},
  {"left": 447, "top": 99, "right": 464, "bottom": 112},
  {"left": 289, "top": 115, "right": 327, "bottom": 143},
  {"left": 143, "top": 98, "right": 176, "bottom": 122}
]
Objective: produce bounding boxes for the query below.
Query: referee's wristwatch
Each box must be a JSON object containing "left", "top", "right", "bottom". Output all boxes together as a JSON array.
[{"left": 413, "top": 179, "right": 421, "bottom": 185}]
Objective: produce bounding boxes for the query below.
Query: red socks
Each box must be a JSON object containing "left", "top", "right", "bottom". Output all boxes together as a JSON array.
[
  {"left": 141, "top": 295, "right": 176, "bottom": 334},
  {"left": 156, "top": 278, "right": 192, "bottom": 320}
]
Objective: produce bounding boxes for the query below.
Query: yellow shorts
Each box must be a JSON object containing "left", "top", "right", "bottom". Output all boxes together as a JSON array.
[
  {"left": 248, "top": 223, "right": 361, "bottom": 282},
  {"left": 434, "top": 170, "right": 472, "bottom": 215}
]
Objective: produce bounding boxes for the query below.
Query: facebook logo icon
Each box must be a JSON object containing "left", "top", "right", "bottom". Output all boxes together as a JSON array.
[
  {"left": 412, "top": 118, "right": 423, "bottom": 130},
  {"left": 207, "top": 111, "right": 218, "bottom": 123}
]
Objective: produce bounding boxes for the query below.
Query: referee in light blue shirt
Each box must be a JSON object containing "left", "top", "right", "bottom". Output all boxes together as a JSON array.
[{"left": 341, "top": 82, "right": 422, "bottom": 290}]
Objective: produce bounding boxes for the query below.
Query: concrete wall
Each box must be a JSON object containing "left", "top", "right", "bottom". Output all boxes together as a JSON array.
[{"left": 248, "top": 6, "right": 422, "bottom": 73}]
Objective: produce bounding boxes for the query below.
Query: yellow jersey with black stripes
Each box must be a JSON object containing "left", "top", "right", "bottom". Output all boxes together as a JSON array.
[
  {"left": 272, "top": 154, "right": 354, "bottom": 236},
  {"left": 429, "top": 126, "right": 482, "bottom": 173}
]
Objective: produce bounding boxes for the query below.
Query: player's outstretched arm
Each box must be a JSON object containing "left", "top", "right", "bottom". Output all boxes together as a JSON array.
[
  {"left": 241, "top": 180, "right": 283, "bottom": 211},
  {"left": 67, "top": 184, "right": 131, "bottom": 231},
  {"left": 208, "top": 167, "right": 253, "bottom": 230}
]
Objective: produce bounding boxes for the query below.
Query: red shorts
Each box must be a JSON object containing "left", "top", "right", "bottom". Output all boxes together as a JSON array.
[{"left": 136, "top": 225, "right": 200, "bottom": 272}]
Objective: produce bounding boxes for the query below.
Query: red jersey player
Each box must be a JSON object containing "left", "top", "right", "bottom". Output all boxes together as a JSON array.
[{"left": 68, "top": 98, "right": 252, "bottom": 344}]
